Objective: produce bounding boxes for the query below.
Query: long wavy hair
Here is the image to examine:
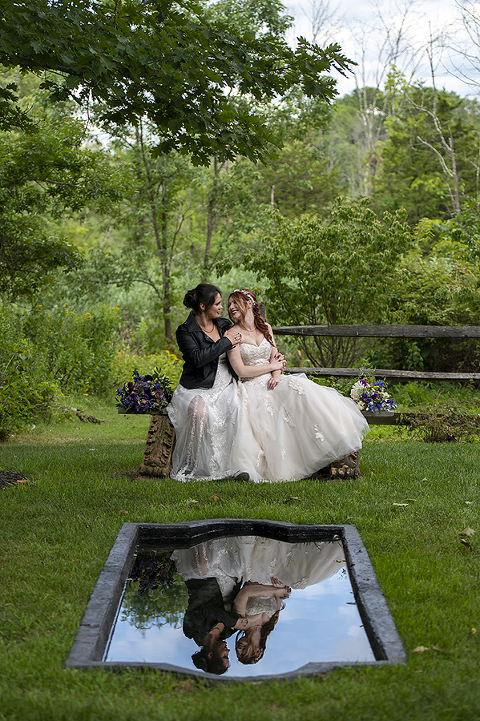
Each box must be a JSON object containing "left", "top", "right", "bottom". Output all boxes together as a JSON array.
[
  {"left": 235, "top": 609, "right": 281, "bottom": 665},
  {"left": 228, "top": 289, "right": 274, "bottom": 346}
]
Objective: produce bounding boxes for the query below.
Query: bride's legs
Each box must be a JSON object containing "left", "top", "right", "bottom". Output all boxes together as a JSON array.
[{"left": 185, "top": 395, "right": 209, "bottom": 470}]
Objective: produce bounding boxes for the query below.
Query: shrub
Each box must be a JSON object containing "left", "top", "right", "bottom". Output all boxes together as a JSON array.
[
  {"left": 23, "top": 304, "right": 118, "bottom": 394},
  {"left": 0, "top": 306, "right": 65, "bottom": 440},
  {"left": 111, "top": 347, "right": 183, "bottom": 393}
]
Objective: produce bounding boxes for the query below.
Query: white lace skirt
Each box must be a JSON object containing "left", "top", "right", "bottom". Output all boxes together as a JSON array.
[
  {"left": 171, "top": 537, "right": 243, "bottom": 607},
  {"left": 167, "top": 356, "right": 240, "bottom": 480},
  {"left": 231, "top": 372, "right": 369, "bottom": 483},
  {"left": 236, "top": 536, "right": 344, "bottom": 589}
]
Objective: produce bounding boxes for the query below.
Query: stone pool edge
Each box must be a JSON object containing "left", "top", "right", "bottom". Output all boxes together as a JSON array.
[{"left": 65, "top": 519, "right": 406, "bottom": 682}]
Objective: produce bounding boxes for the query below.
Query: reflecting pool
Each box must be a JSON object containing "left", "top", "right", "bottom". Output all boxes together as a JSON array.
[{"left": 105, "top": 535, "right": 375, "bottom": 677}]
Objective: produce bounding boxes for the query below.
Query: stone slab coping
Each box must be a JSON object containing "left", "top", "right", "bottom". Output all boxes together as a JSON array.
[{"left": 65, "top": 519, "right": 406, "bottom": 682}]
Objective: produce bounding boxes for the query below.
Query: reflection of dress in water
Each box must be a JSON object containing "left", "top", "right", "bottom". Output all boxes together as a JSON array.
[
  {"left": 172, "top": 535, "right": 344, "bottom": 619},
  {"left": 237, "top": 536, "right": 344, "bottom": 590},
  {"left": 231, "top": 340, "right": 368, "bottom": 483},
  {"left": 171, "top": 537, "right": 243, "bottom": 610}
]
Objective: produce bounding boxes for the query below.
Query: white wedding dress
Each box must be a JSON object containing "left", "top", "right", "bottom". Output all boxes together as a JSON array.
[
  {"left": 236, "top": 536, "right": 344, "bottom": 589},
  {"left": 171, "top": 537, "right": 243, "bottom": 608},
  {"left": 171, "top": 536, "right": 344, "bottom": 616},
  {"left": 231, "top": 339, "right": 369, "bottom": 483},
  {"left": 236, "top": 536, "right": 345, "bottom": 618},
  {"left": 167, "top": 355, "right": 240, "bottom": 481},
  {"left": 171, "top": 536, "right": 343, "bottom": 606}
]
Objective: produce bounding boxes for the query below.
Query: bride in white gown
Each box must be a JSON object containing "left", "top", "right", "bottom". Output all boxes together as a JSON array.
[
  {"left": 232, "top": 536, "right": 344, "bottom": 664},
  {"left": 227, "top": 289, "right": 369, "bottom": 483}
]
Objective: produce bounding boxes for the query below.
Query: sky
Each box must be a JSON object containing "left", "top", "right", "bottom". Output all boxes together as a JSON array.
[
  {"left": 105, "top": 566, "right": 375, "bottom": 678},
  {"left": 284, "top": 0, "right": 480, "bottom": 98}
]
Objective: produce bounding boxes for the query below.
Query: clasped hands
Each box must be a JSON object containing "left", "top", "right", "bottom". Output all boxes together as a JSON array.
[
  {"left": 270, "top": 576, "right": 291, "bottom": 596},
  {"left": 268, "top": 353, "right": 285, "bottom": 390}
]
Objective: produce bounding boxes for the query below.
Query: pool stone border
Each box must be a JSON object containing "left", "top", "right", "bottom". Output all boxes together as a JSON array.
[{"left": 65, "top": 519, "right": 406, "bottom": 682}]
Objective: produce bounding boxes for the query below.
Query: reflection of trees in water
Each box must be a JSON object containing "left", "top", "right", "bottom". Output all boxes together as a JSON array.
[{"left": 121, "top": 550, "right": 188, "bottom": 631}]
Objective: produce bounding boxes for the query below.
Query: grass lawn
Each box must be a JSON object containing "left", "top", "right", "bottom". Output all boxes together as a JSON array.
[{"left": 1, "top": 397, "right": 480, "bottom": 720}]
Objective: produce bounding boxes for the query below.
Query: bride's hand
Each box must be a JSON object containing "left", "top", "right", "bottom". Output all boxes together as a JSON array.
[
  {"left": 267, "top": 377, "right": 280, "bottom": 390},
  {"left": 271, "top": 358, "right": 286, "bottom": 372},
  {"left": 234, "top": 616, "right": 249, "bottom": 630}
]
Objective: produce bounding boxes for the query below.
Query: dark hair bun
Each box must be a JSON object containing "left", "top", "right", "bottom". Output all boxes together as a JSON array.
[
  {"left": 183, "top": 283, "right": 222, "bottom": 313},
  {"left": 183, "top": 289, "right": 197, "bottom": 309}
]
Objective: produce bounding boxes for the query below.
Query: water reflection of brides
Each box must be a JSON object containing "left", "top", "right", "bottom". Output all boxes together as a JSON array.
[
  {"left": 172, "top": 536, "right": 344, "bottom": 670},
  {"left": 232, "top": 577, "right": 290, "bottom": 664},
  {"left": 232, "top": 537, "right": 344, "bottom": 665}
]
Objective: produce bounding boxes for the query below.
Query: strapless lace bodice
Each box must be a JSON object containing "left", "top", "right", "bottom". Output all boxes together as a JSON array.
[
  {"left": 240, "top": 338, "right": 271, "bottom": 364},
  {"left": 240, "top": 339, "right": 271, "bottom": 383},
  {"left": 245, "top": 595, "right": 278, "bottom": 617}
]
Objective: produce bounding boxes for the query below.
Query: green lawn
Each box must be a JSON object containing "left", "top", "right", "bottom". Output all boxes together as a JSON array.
[{"left": 1, "top": 400, "right": 479, "bottom": 720}]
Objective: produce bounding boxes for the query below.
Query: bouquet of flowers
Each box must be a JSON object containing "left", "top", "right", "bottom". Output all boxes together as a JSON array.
[
  {"left": 350, "top": 374, "right": 397, "bottom": 413},
  {"left": 116, "top": 367, "right": 174, "bottom": 413}
]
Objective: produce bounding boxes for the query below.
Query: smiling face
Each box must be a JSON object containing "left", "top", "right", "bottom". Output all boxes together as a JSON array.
[
  {"left": 235, "top": 627, "right": 264, "bottom": 664},
  {"left": 210, "top": 639, "right": 230, "bottom": 671},
  {"left": 228, "top": 294, "right": 247, "bottom": 323},
  {"left": 204, "top": 293, "right": 223, "bottom": 320}
]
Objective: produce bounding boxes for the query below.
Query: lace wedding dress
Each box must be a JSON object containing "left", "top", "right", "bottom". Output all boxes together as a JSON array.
[
  {"left": 236, "top": 536, "right": 344, "bottom": 589},
  {"left": 171, "top": 536, "right": 344, "bottom": 616},
  {"left": 238, "top": 537, "right": 344, "bottom": 617},
  {"left": 167, "top": 355, "right": 240, "bottom": 481},
  {"left": 171, "top": 537, "right": 243, "bottom": 609},
  {"left": 231, "top": 339, "right": 369, "bottom": 483}
]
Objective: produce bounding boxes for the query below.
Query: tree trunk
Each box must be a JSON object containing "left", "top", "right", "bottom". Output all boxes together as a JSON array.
[
  {"left": 203, "top": 156, "right": 218, "bottom": 279},
  {"left": 138, "top": 126, "right": 173, "bottom": 340}
]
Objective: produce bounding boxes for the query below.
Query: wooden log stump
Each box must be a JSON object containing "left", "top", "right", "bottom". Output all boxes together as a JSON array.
[
  {"left": 328, "top": 451, "right": 360, "bottom": 480},
  {"left": 138, "top": 411, "right": 176, "bottom": 478}
]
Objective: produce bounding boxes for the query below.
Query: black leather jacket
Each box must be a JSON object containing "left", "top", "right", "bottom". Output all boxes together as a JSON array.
[
  {"left": 183, "top": 578, "right": 240, "bottom": 646},
  {"left": 176, "top": 312, "right": 238, "bottom": 389}
]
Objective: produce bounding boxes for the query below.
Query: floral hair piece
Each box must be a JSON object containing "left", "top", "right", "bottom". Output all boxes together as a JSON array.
[{"left": 232, "top": 289, "right": 256, "bottom": 306}]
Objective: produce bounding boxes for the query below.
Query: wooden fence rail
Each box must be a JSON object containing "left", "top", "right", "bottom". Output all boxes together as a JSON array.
[
  {"left": 272, "top": 324, "right": 480, "bottom": 384},
  {"left": 273, "top": 324, "right": 480, "bottom": 339},
  {"left": 282, "top": 367, "right": 480, "bottom": 382}
]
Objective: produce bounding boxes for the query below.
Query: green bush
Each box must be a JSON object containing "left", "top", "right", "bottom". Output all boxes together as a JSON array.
[
  {"left": 0, "top": 306, "right": 65, "bottom": 440},
  {"left": 23, "top": 304, "right": 118, "bottom": 394},
  {"left": 372, "top": 222, "right": 480, "bottom": 372}
]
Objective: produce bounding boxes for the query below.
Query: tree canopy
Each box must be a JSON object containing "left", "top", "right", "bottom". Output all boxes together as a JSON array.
[
  {"left": 232, "top": 198, "right": 411, "bottom": 367},
  {"left": 0, "top": 0, "right": 352, "bottom": 164}
]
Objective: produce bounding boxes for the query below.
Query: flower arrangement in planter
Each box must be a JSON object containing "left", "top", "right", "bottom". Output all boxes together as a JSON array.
[
  {"left": 350, "top": 374, "right": 397, "bottom": 413},
  {"left": 116, "top": 368, "right": 174, "bottom": 413}
]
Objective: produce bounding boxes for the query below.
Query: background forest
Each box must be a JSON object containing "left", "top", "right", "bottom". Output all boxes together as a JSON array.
[{"left": 2, "top": 0, "right": 480, "bottom": 438}]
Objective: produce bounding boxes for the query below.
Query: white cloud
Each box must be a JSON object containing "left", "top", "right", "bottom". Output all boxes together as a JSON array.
[{"left": 285, "top": 0, "right": 480, "bottom": 97}]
